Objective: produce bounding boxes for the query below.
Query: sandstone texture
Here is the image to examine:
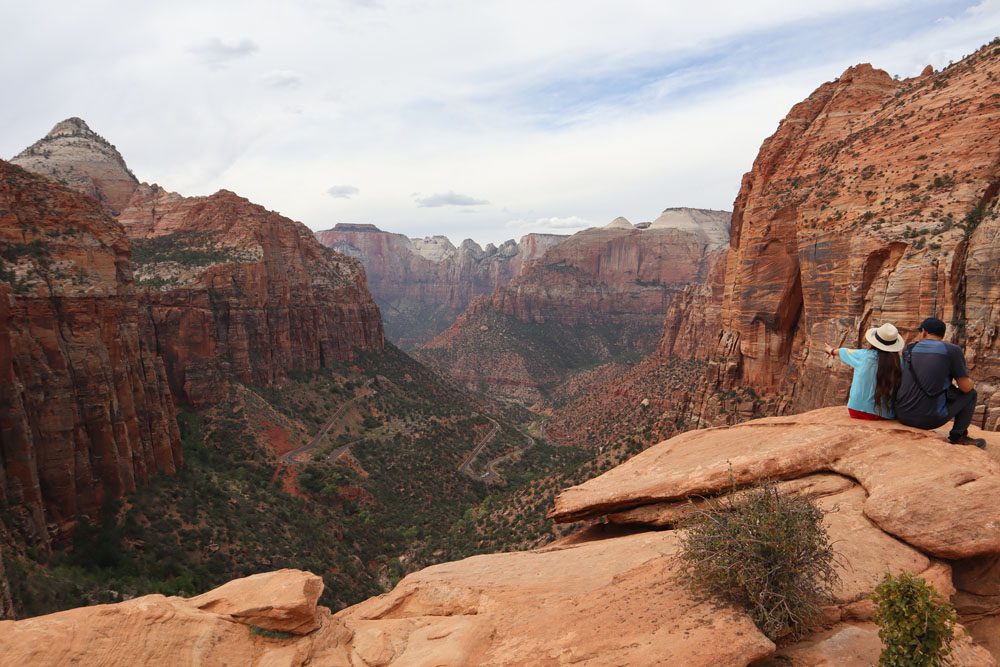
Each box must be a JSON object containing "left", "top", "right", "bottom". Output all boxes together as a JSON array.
[
  {"left": 659, "top": 43, "right": 1000, "bottom": 428},
  {"left": 0, "top": 570, "right": 357, "bottom": 666},
  {"left": 0, "top": 160, "right": 181, "bottom": 543},
  {"left": 419, "top": 209, "right": 730, "bottom": 399},
  {"left": 118, "top": 185, "right": 384, "bottom": 406},
  {"left": 4, "top": 408, "right": 996, "bottom": 664},
  {"left": 315, "top": 223, "right": 564, "bottom": 348},
  {"left": 551, "top": 407, "right": 1000, "bottom": 560},
  {"left": 10, "top": 118, "right": 139, "bottom": 216},
  {"left": 12, "top": 118, "right": 385, "bottom": 409}
]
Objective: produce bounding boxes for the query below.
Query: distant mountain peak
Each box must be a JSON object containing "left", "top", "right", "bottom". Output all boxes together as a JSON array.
[
  {"left": 45, "top": 116, "right": 99, "bottom": 139},
  {"left": 11, "top": 117, "right": 138, "bottom": 215},
  {"left": 603, "top": 216, "right": 633, "bottom": 230}
]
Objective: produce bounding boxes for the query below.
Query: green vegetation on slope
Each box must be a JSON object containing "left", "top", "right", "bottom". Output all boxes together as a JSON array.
[{"left": 1, "top": 344, "right": 557, "bottom": 618}]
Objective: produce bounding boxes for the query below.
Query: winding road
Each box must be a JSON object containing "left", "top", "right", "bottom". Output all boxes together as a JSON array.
[
  {"left": 458, "top": 416, "right": 501, "bottom": 479},
  {"left": 460, "top": 418, "right": 546, "bottom": 482},
  {"left": 281, "top": 379, "right": 375, "bottom": 465}
]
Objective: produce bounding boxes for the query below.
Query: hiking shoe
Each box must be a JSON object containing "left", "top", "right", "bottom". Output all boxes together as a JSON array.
[{"left": 949, "top": 434, "right": 987, "bottom": 449}]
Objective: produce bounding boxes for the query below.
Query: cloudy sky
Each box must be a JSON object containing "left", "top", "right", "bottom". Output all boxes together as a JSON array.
[{"left": 2, "top": 1, "right": 999, "bottom": 244}]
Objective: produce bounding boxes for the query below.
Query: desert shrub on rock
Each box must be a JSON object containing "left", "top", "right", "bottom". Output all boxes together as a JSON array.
[
  {"left": 872, "top": 571, "right": 956, "bottom": 667},
  {"left": 678, "top": 481, "right": 838, "bottom": 640}
]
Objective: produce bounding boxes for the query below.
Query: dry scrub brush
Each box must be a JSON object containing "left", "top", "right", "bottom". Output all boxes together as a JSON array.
[{"left": 678, "top": 481, "right": 839, "bottom": 640}]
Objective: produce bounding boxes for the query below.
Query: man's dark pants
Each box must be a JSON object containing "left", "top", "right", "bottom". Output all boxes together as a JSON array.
[{"left": 899, "top": 388, "right": 978, "bottom": 439}]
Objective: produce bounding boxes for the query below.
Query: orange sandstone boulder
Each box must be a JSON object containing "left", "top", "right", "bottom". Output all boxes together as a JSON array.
[
  {"left": 187, "top": 569, "right": 325, "bottom": 634},
  {"left": 0, "top": 570, "right": 354, "bottom": 666}
]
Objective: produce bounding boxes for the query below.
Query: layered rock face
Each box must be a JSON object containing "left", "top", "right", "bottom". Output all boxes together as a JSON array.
[
  {"left": 10, "top": 118, "right": 139, "bottom": 216},
  {"left": 3, "top": 410, "right": 997, "bottom": 664},
  {"left": 661, "top": 45, "right": 1000, "bottom": 428},
  {"left": 0, "top": 161, "right": 181, "bottom": 543},
  {"left": 119, "top": 185, "right": 385, "bottom": 406},
  {"left": 12, "top": 118, "right": 386, "bottom": 409},
  {"left": 315, "top": 223, "right": 564, "bottom": 348},
  {"left": 419, "top": 209, "right": 730, "bottom": 399}
]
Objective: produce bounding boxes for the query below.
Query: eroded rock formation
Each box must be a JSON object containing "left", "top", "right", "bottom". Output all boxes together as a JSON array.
[
  {"left": 659, "top": 45, "right": 1000, "bottom": 428},
  {"left": 10, "top": 118, "right": 139, "bottom": 216},
  {"left": 119, "top": 185, "right": 384, "bottom": 406},
  {"left": 315, "top": 223, "right": 564, "bottom": 348},
  {"left": 11, "top": 120, "right": 386, "bottom": 409},
  {"left": 2, "top": 409, "right": 996, "bottom": 664},
  {"left": 0, "top": 161, "right": 181, "bottom": 543},
  {"left": 418, "top": 209, "right": 730, "bottom": 399}
]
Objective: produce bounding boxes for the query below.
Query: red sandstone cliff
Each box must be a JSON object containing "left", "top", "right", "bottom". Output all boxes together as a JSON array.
[
  {"left": 659, "top": 43, "right": 1000, "bottom": 428},
  {"left": 315, "top": 224, "right": 564, "bottom": 348},
  {"left": 0, "top": 161, "right": 181, "bottom": 543},
  {"left": 119, "top": 185, "right": 385, "bottom": 407},
  {"left": 12, "top": 119, "right": 386, "bottom": 409},
  {"left": 418, "top": 210, "right": 730, "bottom": 399}
]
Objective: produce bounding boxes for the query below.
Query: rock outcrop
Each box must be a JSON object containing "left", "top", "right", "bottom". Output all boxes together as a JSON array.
[
  {"left": 10, "top": 118, "right": 139, "bottom": 216},
  {"left": 315, "top": 223, "right": 564, "bottom": 348},
  {"left": 11, "top": 120, "right": 386, "bottom": 409},
  {"left": 0, "top": 570, "right": 356, "bottom": 665},
  {"left": 119, "top": 185, "right": 384, "bottom": 406},
  {"left": 2, "top": 409, "right": 997, "bottom": 664},
  {"left": 418, "top": 209, "right": 730, "bottom": 399},
  {"left": 0, "top": 161, "right": 181, "bottom": 543},
  {"left": 659, "top": 43, "right": 1000, "bottom": 428}
]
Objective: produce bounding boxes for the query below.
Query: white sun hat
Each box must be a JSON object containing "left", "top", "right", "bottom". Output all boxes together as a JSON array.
[{"left": 865, "top": 323, "right": 906, "bottom": 353}]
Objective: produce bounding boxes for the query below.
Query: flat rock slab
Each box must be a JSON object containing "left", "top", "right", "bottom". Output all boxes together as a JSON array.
[
  {"left": 339, "top": 530, "right": 775, "bottom": 666},
  {"left": 551, "top": 408, "right": 1000, "bottom": 559}
]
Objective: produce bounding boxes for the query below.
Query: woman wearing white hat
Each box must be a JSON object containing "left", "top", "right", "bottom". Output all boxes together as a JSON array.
[{"left": 826, "top": 323, "right": 905, "bottom": 420}]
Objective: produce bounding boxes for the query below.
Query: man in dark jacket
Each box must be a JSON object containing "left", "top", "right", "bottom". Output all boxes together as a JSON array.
[{"left": 895, "top": 317, "right": 986, "bottom": 448}]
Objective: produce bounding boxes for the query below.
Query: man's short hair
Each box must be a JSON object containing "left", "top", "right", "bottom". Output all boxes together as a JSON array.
[{"left": 918, "top": 317, "right": 946, "bottom": 337}]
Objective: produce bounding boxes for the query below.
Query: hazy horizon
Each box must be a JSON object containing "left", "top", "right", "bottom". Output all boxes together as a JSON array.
[{"left": 3, "top": 1, "right": 1000, "bottom": 245}]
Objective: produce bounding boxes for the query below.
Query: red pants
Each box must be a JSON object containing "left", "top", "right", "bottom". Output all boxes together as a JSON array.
[{"left": 848, "top": 408, "right": 884, "bottom": 421}]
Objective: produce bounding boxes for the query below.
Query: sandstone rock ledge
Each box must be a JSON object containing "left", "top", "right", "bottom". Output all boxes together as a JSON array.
[{"left": 2, "top": 408, "right": 998, "bottom": 665}]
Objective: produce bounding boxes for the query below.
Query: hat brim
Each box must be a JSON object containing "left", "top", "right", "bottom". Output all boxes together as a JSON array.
[{"left": 865, "top": 328, "right": 905, "bottom": 352}]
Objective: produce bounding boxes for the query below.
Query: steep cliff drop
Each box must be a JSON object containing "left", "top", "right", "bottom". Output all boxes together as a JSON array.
[
  {"left": 418, "top": 209, "right": 730, "bottom": 401},
  {"left": 0, "top": 160, "right": 181, "bottom": 545},
  {"left": 12, "top": 119, "right": 386, "bottom": 409},
  {"left": 315, "top": 223, "right": 564, "bottom": 348},
  {"left": 119, "top": 186, "right": 384, "bottom": 407},
  {"left": 657, "top": 45, "right": 1000, "bottom": 429},
  {"left": 1, "top": 410, "right": 996, "bottom": 665},
  {"left": 551, "top": 42, "right": 1000, "bottom": 441}
]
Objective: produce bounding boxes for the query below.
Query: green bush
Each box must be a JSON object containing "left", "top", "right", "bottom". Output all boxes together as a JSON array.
[
  {"left": 678, "top": 482, "right": 838, "bottom": 640},
  {"left": 872, "top": 571, "right": 956, "bottom": 667}
]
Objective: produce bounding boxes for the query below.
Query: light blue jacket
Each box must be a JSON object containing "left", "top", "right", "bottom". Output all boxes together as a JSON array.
[{"left": 838, "top": 348, "right": 895, "bottom": 418}]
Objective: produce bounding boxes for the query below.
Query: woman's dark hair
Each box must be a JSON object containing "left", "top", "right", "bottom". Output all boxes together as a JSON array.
[{"left": 874, "top": 349, "right": 902, "bottom": 416}]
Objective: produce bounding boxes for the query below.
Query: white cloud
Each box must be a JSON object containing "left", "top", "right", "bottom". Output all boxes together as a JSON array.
[
  {"left": 414, "top": 192, "right": 490, "bottom": 207},
  {"left": 507, "top": 216, "right": 592, "bottom": 234},
  {"left": 327, "top": 184, "right": 360, "bottom": 198},
  {"left": 2, "top": 1, "right": 999, "bottom": 245},
  {"left": 188, "top": 37, "right": 258, "bottom": 66},
  {"left": 262, "top": 70, "right": 302, "bottom": 89}
]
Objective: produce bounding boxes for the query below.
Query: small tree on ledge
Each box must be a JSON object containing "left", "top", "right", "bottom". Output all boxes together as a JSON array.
[{"left": 872, "top": 571, "right": 956, "bottom": 667}]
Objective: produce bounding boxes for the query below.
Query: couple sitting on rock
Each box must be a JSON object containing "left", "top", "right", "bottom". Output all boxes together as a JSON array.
[{"left": 828, "top": 316, "right": 986, "bottom": 449}]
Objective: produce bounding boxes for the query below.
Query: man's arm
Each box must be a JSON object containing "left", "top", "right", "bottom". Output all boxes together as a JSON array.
[{"left": 950, "top": 345, "right": 974, "bottom": 392}]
